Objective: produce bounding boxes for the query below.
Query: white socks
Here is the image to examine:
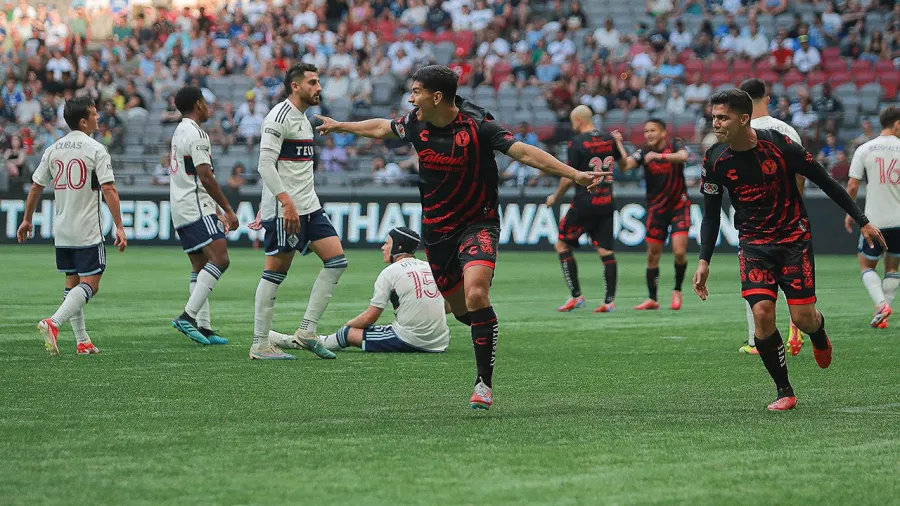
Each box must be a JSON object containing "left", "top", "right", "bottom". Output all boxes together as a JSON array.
[
  {"left": 253, "top": 270, "right": 286, "bottom": 348},
  {"left": 186, "top": 264, "right": 224, "bottom": 322},
  {"left": 51, "top": 283, "right": 93, "bottom": 330},
  {"left": 321, "top": 332, "right": 346, "bottom": 351},
  {"left": 884, "top": 272, "right": 900, "bottom": 306},
  {"left": 267, "top": 330, "right": 297, "bottom": 349},
  {"left": 861, "top": 268, "right": 887, "bottom": 307},
  {"left": 188, "top": 273, "right": 212, "bottom": 329},
  {"left": 746, "top": 301, "right": 756, "bottom": 345},
  {"left": 63, "top": 288, "right": 89, "bottom": 344},
  {"left": 299, "top": 255, "right": 347, "bottom": 335}
]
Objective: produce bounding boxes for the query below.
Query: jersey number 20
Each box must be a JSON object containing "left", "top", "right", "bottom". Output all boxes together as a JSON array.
[
  {"left": 52, "top": 159, "right": 87, "bottom": 190},
  {"left": 407, "top": 271, "right": 439, "bottom": 299}
]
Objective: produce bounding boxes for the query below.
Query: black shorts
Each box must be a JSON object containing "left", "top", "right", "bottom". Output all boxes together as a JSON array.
[
  {"left": 859, "top": 227, "right": 900, "bottom": 260},
  {"left": 176, "top": 215, "right": 226, "bottom": 253},
  {"left": 646, "top": 204, "right": 691, "bottom": 244},
  {"left": 739, "top": 240, "right": 816, "bottom": 306},
  {"left": 423, "top": 221, "right": 499, "bottom": 295},
  {"left": 56, "top": 243, "right": 106, "bottom": 277},
  {"left": 558, "top": 206, "right": 614, "bottom": 250},
  {"left": 263, "top": 208, "right": 338, "bottom": 256}
]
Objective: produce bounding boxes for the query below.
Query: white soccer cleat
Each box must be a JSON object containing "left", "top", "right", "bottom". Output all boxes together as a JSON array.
[
  {"left": 249, "top": 345, "right": 297, "bottom": 360},
  {"left": 38, "top": 319, "right": 60, "bottom": 356}
]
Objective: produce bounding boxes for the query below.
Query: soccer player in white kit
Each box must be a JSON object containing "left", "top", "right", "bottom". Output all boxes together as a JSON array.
[
  {"left": 249, "top": 63, "right": 344, "bottom": 360},
  {"left": 844, "top": 106, "right": 900, "bottom": 328},
  {"left": 271, "top": 227, "right": 452, "bottom": 353},
  {"left": 169, "top": 86, "right": 239, "bottom": 346},
  {"left": 737, "top": 79, "right": 805, "bottom": 356},
  {"left": 16, "top": 97, "right": 127, "bottom": 355}
]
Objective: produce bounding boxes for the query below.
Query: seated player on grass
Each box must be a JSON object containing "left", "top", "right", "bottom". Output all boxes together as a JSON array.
[{"left": 271, "top": 227, "right": 451, "bottom": 353}]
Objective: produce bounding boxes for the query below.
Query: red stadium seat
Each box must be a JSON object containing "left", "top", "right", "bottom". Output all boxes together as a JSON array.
[
  {"left": 874, "top": 59, "right": 895, "bottom": 75},
  {"left": 806, "top": 71, "right": 827, "bottom": 87},
  {"left": 850, "top": 59, "right": 873, "bottom": 73},
  {"left": 629, "top": 125, "right": 645, "bottom": 145},
  {"left": 709, "top": 72, "right": 732, "bottom": 87},
  {"left": 820, "top": 48, "right": 843, "bottom": 71},
  {"left": 828, "top": 70, "right": 853, "bottom": 87},
  {"left": 732, "top": 59, "right": 753, "bottom": 78},
  {"left": 754, "top": 59, "right": 774, "bottom": 73},
  {"left": 879, "top": 74, "right": 898, "bottom": 99},
  {"left": 678, "top": 50, "right": 694, "bottom": 64},
  {"left": 418, "top": 31, "right": 436, "bottom": 42},
  {"left": 781, "top": 70, "right": 805, "bottom": 87},
  {"left": 536, "top": 125, "right": 556, "bottom": 141},
  {"left": 684, "top": 59, "right": 704, "bottom": 75},
  {"left": 675, "top": 123, "right": 695, "bottom": 140},
  {"left": 853, "top": 70, "right": 878, "bottom": 87},
  {"left": 708, "top": 59, "right": 729, "bottom": 74},
  {"left": 758, "top": 70, "right": 780, "bottom": 85}
]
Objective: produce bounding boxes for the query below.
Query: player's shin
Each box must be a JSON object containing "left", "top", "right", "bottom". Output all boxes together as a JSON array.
[
  {"left": 755, "top": 330, "right": 794, "bottom": 398},
  {"left": 189, "top": 272, "right": 212, "bottom": 329},
  {"left": 806, "top": 311, "right": 830, "bottom": 351},
  {"left": 601, "top": 253, "right": 617, "bottom": 303},
  {"left": 64, "top": 288, "right": 89, "bottom": 343},
  {"left": 253, "top": 270, "right": 286, "bottom": 348},
  {"left": 674, "top": 261, "right": 687, "bottom": 292},
  {"left": 470, "top": 306, "right": 498, "bottom": 388},
  {"left": 51, "top": 282, "right": 94, "bottom": 327},
  {"left": 883, "top": 272, "right": 900, "bottom": 306},
  {"left": 646, "top": 267, "right": 660, "bottom": 300},
  {"left": 746, "top": 301, "right": 756, "bottom": 345},
  {"left": 185, "top": 263, "right": 226, "bottom": 318},
  {"left": 299, "top": 255, "right": 348, "bottom": 335},
  {"left": 861, "top": 268, "right": 887, "bottom": 306},
  {"left": 558, "top": 252, "right": 581, "bottom": 298}
]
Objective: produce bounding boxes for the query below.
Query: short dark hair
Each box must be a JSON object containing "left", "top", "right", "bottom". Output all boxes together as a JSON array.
[
  {"left": 710, "top": 89, "right": 753, "bottom": 117},
  {"left": 63, "top": 97, "right": 96, "bottom": 131},
  {"left": 284, "top": 63, "right": 318, "bottom": 90},
  {"left": 646, "top": 118, "right": 667, "bottom": 129},
  {"left": 880, "top": 106, "right": 900, "bottom": 129},
  {"left": 739, "top": 78, "right": 767, "bottom": 101},
  {"left": 411, "top": 65, "right": 458, "bottom": 100},
  {"left": 174, "top": 86, "right": 204, "bottom": 114}
]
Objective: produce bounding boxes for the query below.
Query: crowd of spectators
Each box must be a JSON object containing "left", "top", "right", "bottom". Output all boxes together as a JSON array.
[{"left": 0, "top": 0, "right": 897, "bottom": 193}]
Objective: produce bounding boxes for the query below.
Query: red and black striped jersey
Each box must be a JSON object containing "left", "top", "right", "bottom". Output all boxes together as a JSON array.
[
  {"left": 631, "top": 139, "right": 690, "bottom": 212},
  {"left": 567, "top": 129, "right": 620, "bottom": 213},
  {"left": 390, "top": 96, "right": 517, "bottom": 235}
]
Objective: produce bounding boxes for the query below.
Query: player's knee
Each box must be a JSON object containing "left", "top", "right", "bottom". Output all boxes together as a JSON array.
[
  {"left": 674, "top": 252, "right": 687, "bottom": 264},
  {"left": 751, "top": 299, "right": 776, "bottom": 323},
  {"left": 465, "top": 286, "right": 491, "bottom": 310},
  {"left": 211, "top": 254, "right": 230, "bottom": 272},
  {"left": 554, "top": 241, "right": 569, "bottom": 254},
  {"left": 324, "top": 254, "right": 348, "bottom": 270},
  {"left": 790, "top": 308, "right": 819, "bottom": 331}
]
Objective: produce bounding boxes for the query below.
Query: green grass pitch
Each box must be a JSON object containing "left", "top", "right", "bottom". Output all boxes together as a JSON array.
[{"left": 2, "top": 246, "right": 899, "bottom": 505}]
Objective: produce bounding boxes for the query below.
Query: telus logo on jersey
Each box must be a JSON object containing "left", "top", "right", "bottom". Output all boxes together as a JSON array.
[
  {"left": 418, "top": 149, "right": 468, "bottom": 172},
  {"left": 279, "top": 139, "right": 315, "bottom": 161}
]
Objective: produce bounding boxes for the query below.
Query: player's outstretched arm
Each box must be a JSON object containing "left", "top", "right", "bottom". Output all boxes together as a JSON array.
[
  {"left": 610, "top": 130, "right": 638, "bottom": 171},
  {"left": 315, "top": 115, "right": 399, "bottom": 140},
  {"left": 16, "top": 183, "right": 44, "bottom": 243},
  {"left": 506, "top": 142, "right": 611, "bottom": 188},
  {"left": 345, "top": 306, "right": 384, "bottom": 329},
  {"left": 101, "top": 182, "right": 128, "bottom": 252}
]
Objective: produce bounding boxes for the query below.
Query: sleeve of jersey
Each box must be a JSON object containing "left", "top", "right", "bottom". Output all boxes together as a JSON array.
[
  {"left": 566, "top": 142, "right": 580, "bottom": 169},
  {"left": 94, "top": 147, "right": 115, "bottom": 185},
  {"left": 786, "top": 136, "right": 869, "bottom": 226},
  {"left": 631, "top": 149, "right": 644, "bottom": 165},
  {"left": 847, "top": 145, "right": 866, "bottom": 181},
  {"left": 389, "top": 110, "right": 413, "bottom": 141},
  {"left": 481, "top": 119, "right": 517, "bottom": 154},
  {"left": 190, "top": 136, "right": 212, "bottom": 168},
  {"left": 257, "top": 118, "right": 286, "bottom": 196},
  {"left": 785, "top": 126, "right": 802, "bottom": 146},
  {"left": 699, "top": 154, "right": 722, "bottom": 263},
  {"left": 369, "top": 270, "right": 391, "bottom": 309},
  {"left": 31, "top": 150, "right": 52, "bottom": 186}
]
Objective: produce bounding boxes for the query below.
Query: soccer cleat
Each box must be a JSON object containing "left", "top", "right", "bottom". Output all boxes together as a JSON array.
[
  {"left": 291, "top": 330, "right": 337, "bottom": 359},
  {"left": 38, "top": 319, "right": 60, "bottom": 356},
  {"left": 76, "top": 341, "right": 100, "bottom": 355},
  {"left": 812, "top": 334, "right": 833, "bottom": 369},
  {"left": 594, "top": 303, "right": 615, "bottom": 313},
  {"left": 739, "top": 341, "right": 759, "bottom": 355},
  {"left": 557, "top": 296, "right": 586, "bottom": 312},
  {"left": 870, "top": 303, "right": 892, "bottom": 328},
  {"left": 670, "top": 290, "right": 682, "bottom": 310},
  {"left": 199, "top": 328, "right": 229, "bottom": 345},
  {"left": 787, "top": 322, "right": 804, "bottom": 357},
  {"left": 634, "top": 299, "right": 660, "bottom": 310},
  {"left": 877, "top": 319, "right": 889, "bottom": 329},
  {"left": 249, "top": 345, "right": 297, "bottom": 360},
  {"left": 469, "top": 381, "right": 493, "bottom": 410},
  {"left": 767, "top": 396, "right": 798, "bottom": 411},
  {"left": 171, "top": 313, "right": 210, "bottom": 345}
]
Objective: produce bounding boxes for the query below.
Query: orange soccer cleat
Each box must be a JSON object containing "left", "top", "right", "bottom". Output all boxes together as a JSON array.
[
  {"left": 38, "top": 319, "right": 60, "bottom": 356},
  {"left": 812, "top": 334, "right": 833, "bottom": 369},
  {"left": 557, "top": 296, "right": 586, "bottom": 312},
  {"left": 634, "top": 299, "right": 660, "bottom": 311},
  {"left": 594, "top": 303, "right": 616, "bottom": 313},
  {"left": 670, "top": 291, "right": 682, "bottom": 310},
  {"left": 768, "top": 396, "right": 798, "bottom": 411}
]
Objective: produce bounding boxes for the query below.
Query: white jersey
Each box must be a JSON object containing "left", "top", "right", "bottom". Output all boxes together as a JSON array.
[
  {"left": 751, "top": 116, "right": 802, "bottom": 146},
  {"left": 258, "top": 99, "right": 320, "bottom": 220},
  {"left": 849, "top": 135, "right": 900, "bottom": 229},
  {"left": 32, "top": 130, "right": 114, "bottom": 247},
  {"left": 370, "top": 258, "right": 451, "bottom": 352},
  {"left": 170, "top": 118, "right": 216, "bottom": 229}
]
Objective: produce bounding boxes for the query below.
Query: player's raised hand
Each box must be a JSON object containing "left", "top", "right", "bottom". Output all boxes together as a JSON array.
[
  {"left": 860, "top": 223, "right": 886, "bottom": 249},
  {"left": 223, "top": 210, "right": 239, "bottom": 233},
  {"left": 114, "top": 227, "right": 128, "bottom": 252},
  {"left": 314, "top": 115, "right": 339, "bottom": 136},
  {"left": 693, "top": 261, "right": 710, "bottom": 301},
  {"left": 610, "top": 130, "right": 624, "bottom": 144},
  {"left": 16, "top": 220, "right": 32, "bottom": 243}
]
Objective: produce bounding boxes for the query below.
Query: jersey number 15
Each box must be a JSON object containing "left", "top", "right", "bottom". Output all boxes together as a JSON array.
[{"left": 407, "top": 271, "right": 440, "bottom": 299}]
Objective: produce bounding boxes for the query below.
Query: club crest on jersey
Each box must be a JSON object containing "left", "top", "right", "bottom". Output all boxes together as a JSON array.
[
  {"left": 702, "top": 182, "right": 719, "bottom": 194},
  {"left": 455, "top": 130, "right": 470, "bottom": 147},
  {"left": 395, "top": 123, "right": 405, "bottom": 138},
  {"left": 761, "top": 159, "right": 778, "bottom": 175}
]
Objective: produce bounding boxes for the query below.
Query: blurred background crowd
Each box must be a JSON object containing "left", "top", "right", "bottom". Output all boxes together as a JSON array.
[{"left": 0, "top": 0, "right": 897, "bottom": 200}]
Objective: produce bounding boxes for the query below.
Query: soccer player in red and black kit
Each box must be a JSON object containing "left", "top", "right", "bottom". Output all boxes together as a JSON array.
[
  {"left": 546, "top": 105, "right": 628, "bottom": 313},
  {"left": 693, "top": 89, "right": 885, "bottom": 411},
  {"left": 315, "top": 65, "right": 610, "bottom": 409},
  {"left": 615, "top": 120, "right": 692, "bottom": 311}
]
